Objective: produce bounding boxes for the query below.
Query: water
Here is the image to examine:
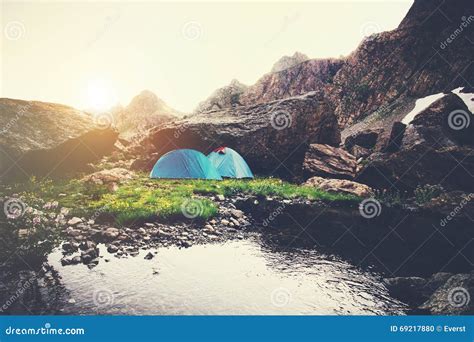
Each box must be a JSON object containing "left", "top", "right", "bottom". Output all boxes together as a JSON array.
[{"left": 48, "top": 237, "right": 407, "bottom": 315}]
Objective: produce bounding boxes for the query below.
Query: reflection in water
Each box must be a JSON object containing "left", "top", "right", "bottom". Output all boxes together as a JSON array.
[{"left": 48, "top": 238, "right": 407, "bottom": 315}]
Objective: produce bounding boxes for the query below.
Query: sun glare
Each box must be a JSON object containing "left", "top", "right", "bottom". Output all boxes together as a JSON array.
[{"left": 82, "top": 79, "right": 118, "bottom": 111}]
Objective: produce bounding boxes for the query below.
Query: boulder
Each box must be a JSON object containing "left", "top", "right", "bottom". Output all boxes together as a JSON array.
[
  {"left": 304, "top": 177, "right": 374, "bottom": 197},
  {"left": 420, "top": 272, "right": 474, "bottom": 315},
  {"left": 304, "top": 176, "right": 373, "bottom": 197},
  {"left": 101, "top": 227, "right": 120, "bottom": 241},
  {"left": 129, "top": 92, "right": 340, "bottom": 178},
  {"left": 303, "top": 144, "right": 357, "bottom": 180},
  {"left": 357, "top": 94, "right": 474, "bottom": 192},
  {"left": 0, "top": 98, "right": 118, "bottom": 179},
  {"left": 82, "top": 168, "right": 136, "bottom": 185},
  {"left": 375, "top": 122, "right": 406, "bottom": 153},
  {"left": 344, "top": 129, "right": 383, "bottom": 150}
]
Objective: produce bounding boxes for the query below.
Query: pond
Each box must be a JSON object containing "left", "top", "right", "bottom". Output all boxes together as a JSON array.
[{"left": 47, "top": 237, "right": 407, "bottom": 315}]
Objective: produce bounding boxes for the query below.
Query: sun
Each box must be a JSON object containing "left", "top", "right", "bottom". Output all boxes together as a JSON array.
[{"left": 82, "top": 79, "right": 118, "bottom": 111}]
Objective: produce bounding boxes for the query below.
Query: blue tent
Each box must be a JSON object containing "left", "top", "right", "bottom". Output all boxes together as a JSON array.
[
  {"left": 207, "top": 147, "right": 254, "bottom": 179},
  {"left": 150, "top": 149, "right": 222, "bottom": 180}
]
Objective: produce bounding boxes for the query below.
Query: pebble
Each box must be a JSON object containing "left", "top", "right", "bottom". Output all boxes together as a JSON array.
[
  {"left": 67, "top": 217, "right": 82, "bottom": 225},
  {"left": 144, "top": 252, "right": 154, "bottom": 260},
  {"left": 221, "top": 219, "right": 230, "bottom": 225}
]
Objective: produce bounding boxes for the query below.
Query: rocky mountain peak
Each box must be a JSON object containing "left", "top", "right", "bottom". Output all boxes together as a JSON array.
[
  {"left": 113, "top": 90, "right": 179, "bottom": 138},
  {"left": 271, "top": 52, "right": 310, "bottom": 73}
]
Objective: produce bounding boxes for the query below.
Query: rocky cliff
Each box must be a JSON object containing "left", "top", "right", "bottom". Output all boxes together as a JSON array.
[{"left": 0, "top": 98, "right": 118, "bottom": 179}]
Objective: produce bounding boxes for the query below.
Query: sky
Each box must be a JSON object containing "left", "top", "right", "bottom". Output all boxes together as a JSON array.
[{"left": 1, "top": 0, "right": 413, "bottom": 113}]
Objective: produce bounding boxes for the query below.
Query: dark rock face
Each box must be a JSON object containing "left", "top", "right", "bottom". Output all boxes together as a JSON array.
[
  {"left": 357, "top": 94, "right": 474, "bottom": 191},
  {"left": 130, "top": 92, "right": 340, "bottom": 178},
  {"left": 375, "top": 121, "right": 406, "bottom": 153},
  {"left": 344, "top": 129, "right": 382, "bottom": 150},
  {"left": 329, "top": 0, "right": 474, "bottom": 127},
  {"left": 303, "top": 144, "right": 357, "bottom": 180},
  {"left": 0, "top": 98, "right": 118, "bottom": 179}
]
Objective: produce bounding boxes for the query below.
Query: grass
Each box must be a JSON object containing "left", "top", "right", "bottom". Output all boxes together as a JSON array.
[{"left": 1, "top": 175, "right": 360, "bottom": 225}]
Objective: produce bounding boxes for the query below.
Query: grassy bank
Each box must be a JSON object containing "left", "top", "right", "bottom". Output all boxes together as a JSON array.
[{"left": 2, "top": 175, "right": 359, "bottom": 225}]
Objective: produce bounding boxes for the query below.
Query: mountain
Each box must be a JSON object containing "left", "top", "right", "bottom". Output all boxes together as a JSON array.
[
  {"left": 196, "top": 0, "right": 473, "bottom": 131},
  {"left": 194, "top": 79, "right": 248, "bottom": 114},
  {"left": 270, "top": 52, "right": 310, "bottom": 73},
  {"left": 0, "top": 98, "right": 117, "bottom": 178},
  {"left": 113, "top": 90, "right": 180, "bottom": 138}
]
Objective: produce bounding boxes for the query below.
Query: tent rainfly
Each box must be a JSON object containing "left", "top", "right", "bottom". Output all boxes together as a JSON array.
[
  {"left": 150, "top": 149, "right": 222, "bottom": 180},
  {"left": 207, "top": 147, "right": 254, "bottom": 179}
]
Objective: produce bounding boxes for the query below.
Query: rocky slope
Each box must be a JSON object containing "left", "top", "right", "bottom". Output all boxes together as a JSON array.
[
  {"left": 130, "top": 91, "right": 340, "bottom": 178},
  {"left": 194, "top": 79, "right": 248, "bottom": 113},
  {"left": 0, "top": 98, "right": 118, "bottom": 179},
  {"left": 196, "top": 0, "right": 473, "bottom": 131},
  {"left": 112, "top": 90, "right": 180, "bottom": 138},
  {"left": 270, "top": 52, "right": 310, "bottom": 73},
  {"left": 356, "top": 93, "right": 474, "bottom": 191}
]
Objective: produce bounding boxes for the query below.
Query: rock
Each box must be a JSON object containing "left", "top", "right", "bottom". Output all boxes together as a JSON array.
[
  {"left": 144, "top": 252, "right": 154, "bottom": 260},
  {"left": 194, "top": 79, "right": 248, "bottom": 113},
  {"left": 129, "top": 92, "right": 340, "bottom": 178},
  {"left": 101, "top": 227, "right": 120, "bottom": 241},
  {"left": 221, "top": 219, "right": 230, "bottom": 226},
  {"left": 270, "top": 52, "right": 310, "bottom": 73},
  {"left": 375, "top": 121, "right": 406, "bottom": 153},
  {"left": 81, "top": 168, "right": 136, "bottom": 185},
  {"left": 67, "top": 217, "right": 82, "bottom": 225},
  {"left": 351, "top": 145, "right": 372, "bottom": 159},
  {"left": 420, "top": 273, "right": 474, "bottom": 315},
  {"left": 107, "top": 245, "right": 119, "bottom": 253},
  {"left": 344, "top": 129, "right": 382, "bottom": 150},
  {"left": 240, "top": 59, "right": 344, "bottom": 108},
  {"left": 230, "top": 209, "right": 244, "bottom": 219},
  {"left": 303, "top": 144, "right": 357, "bottom": 179},
  {"left": 62, "top": 242, "right": 77, "bottom": 253},
  {"left": 81, "top": 254, "right": 93, "bottom": 264},
  {"left": 230, "top": 218, "right": 240, "bottom": 226},
  {"left": 304, "top": 176, "right": 373, "bottom": 197},
  {"left": 0, "top": 98, "right": 118, "bottom": 179},
  {"left": 81, "top": 247, "right": 99, "bottom": 260},
  {"left": 79, "top": 241, "right": 96, "bottom": 251},
  {"left": 71, "top": 256, "right": 82, "bottom": 265},
  {"left": 357, "top": 94, "right": 474, "bottom": 192}
]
